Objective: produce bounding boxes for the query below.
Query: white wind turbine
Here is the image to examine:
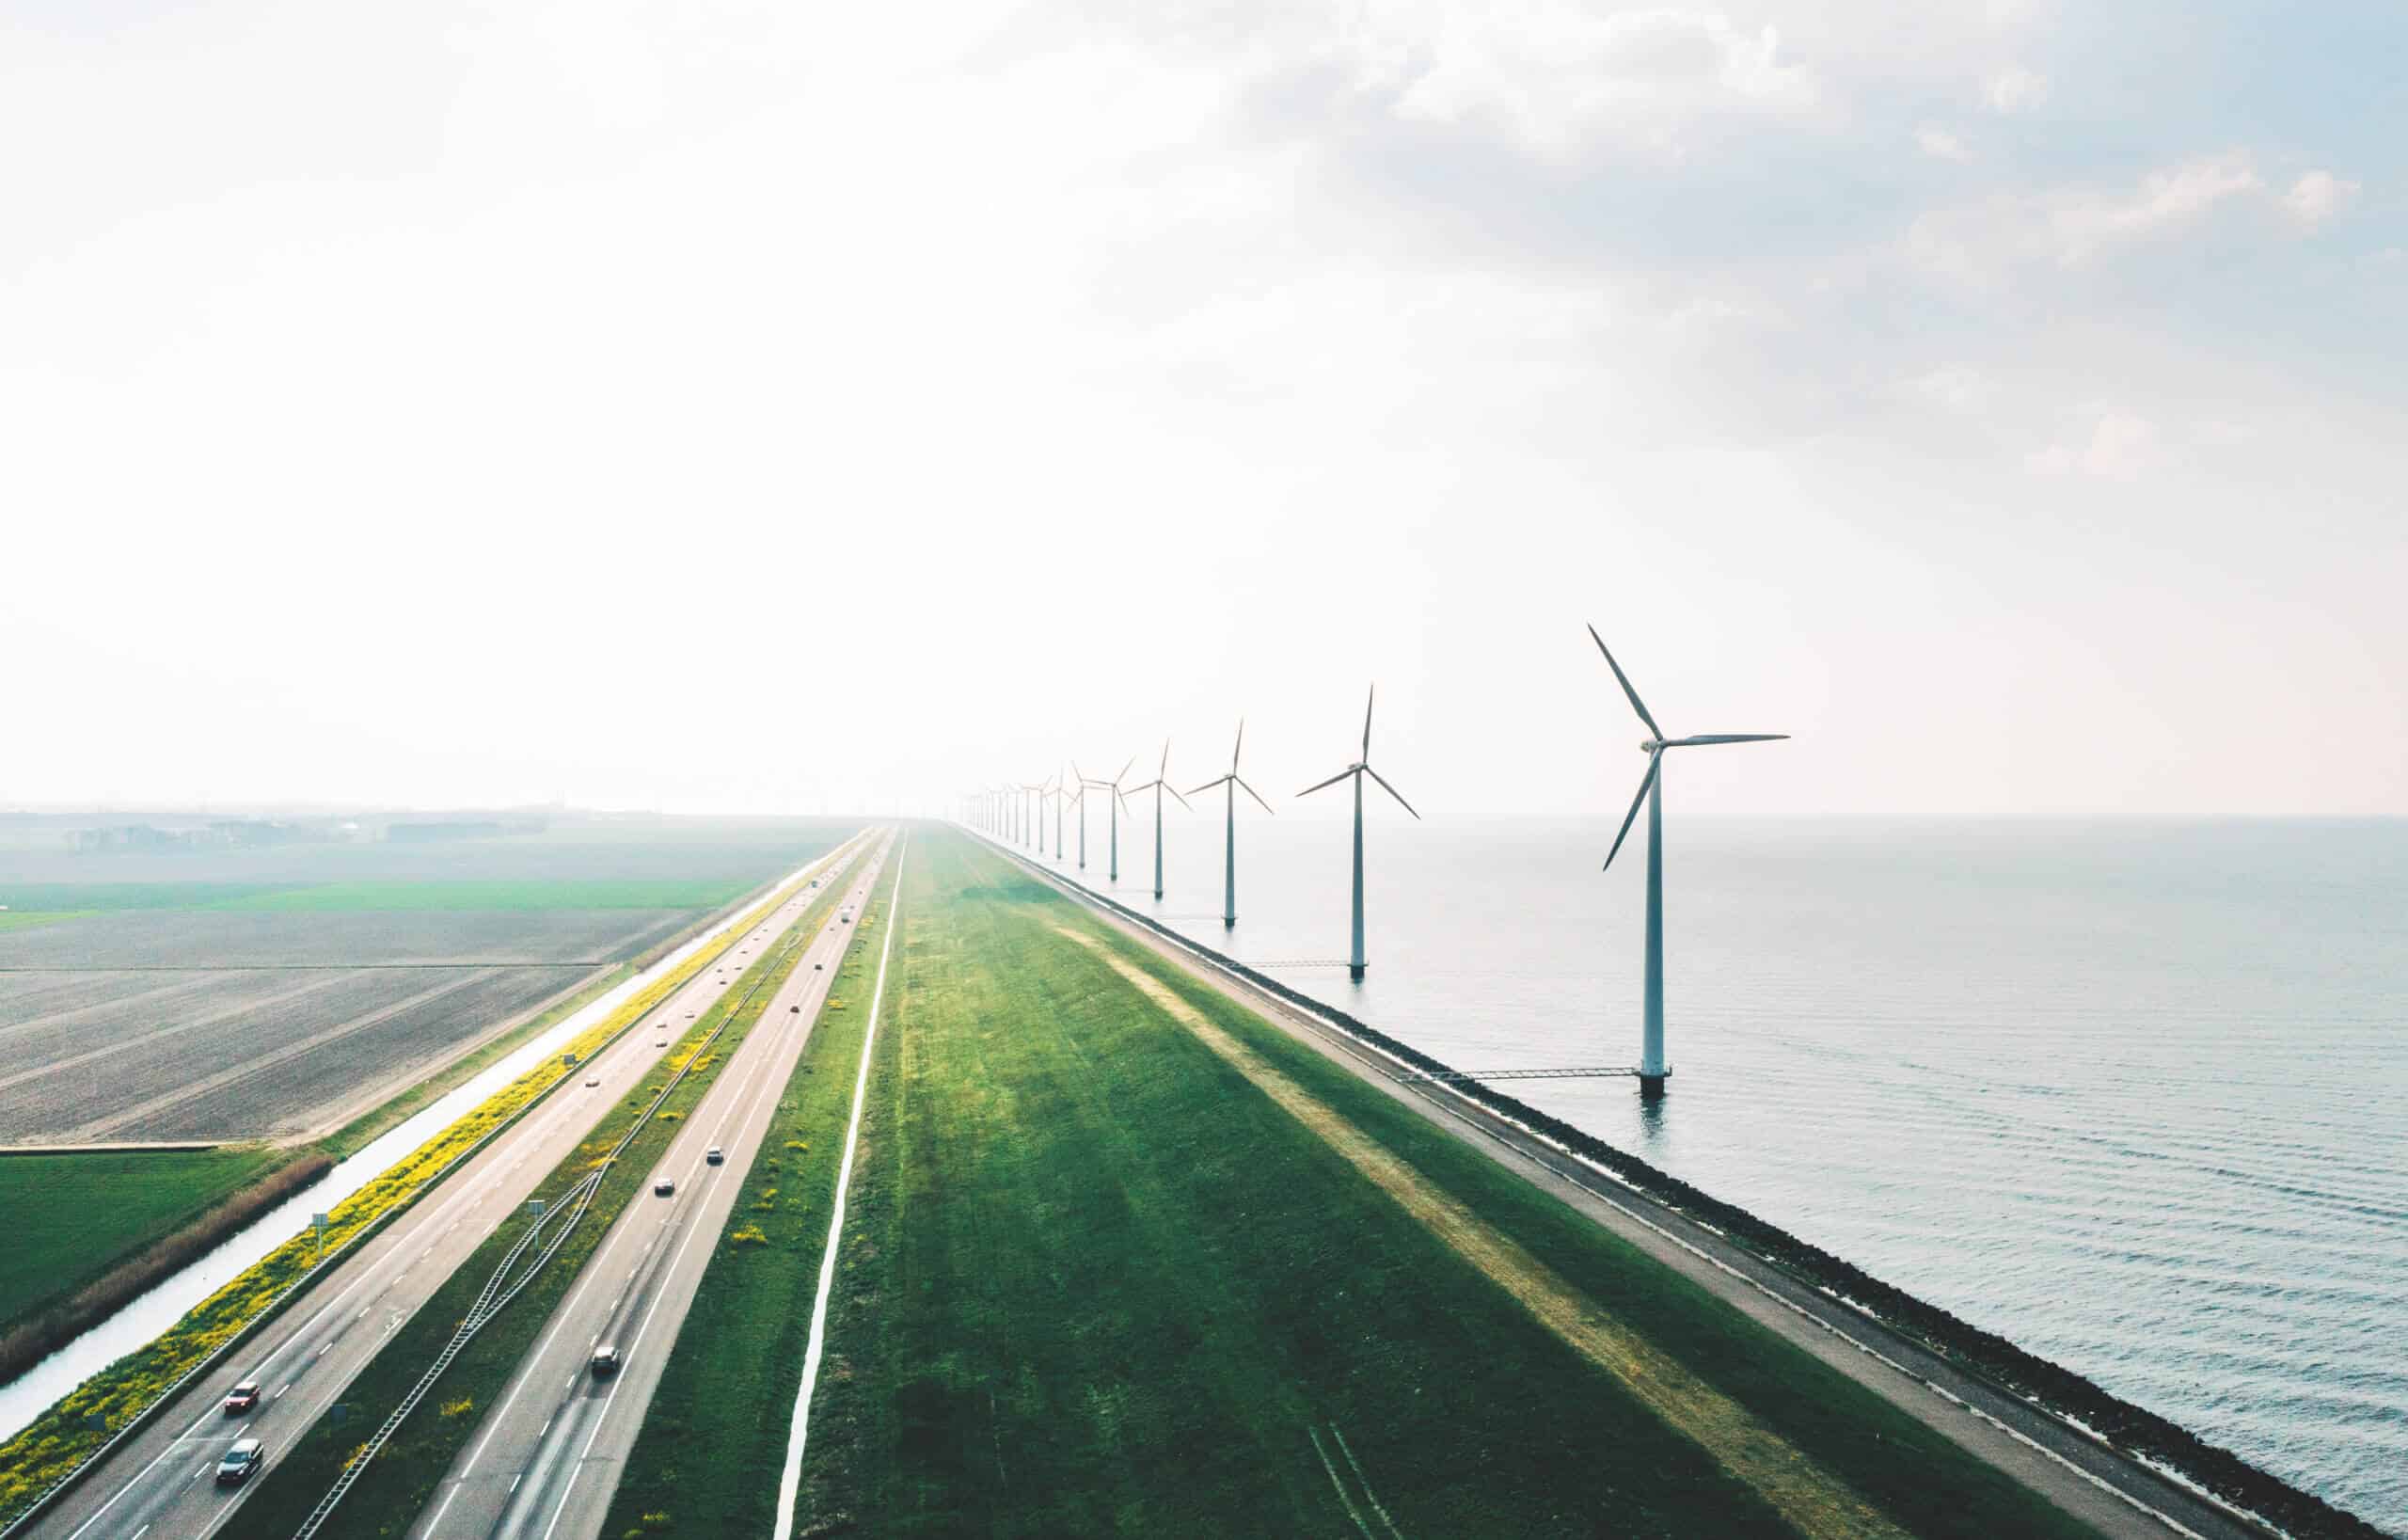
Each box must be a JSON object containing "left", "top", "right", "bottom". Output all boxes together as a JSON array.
[
  {"left": 1083, "top": 756, "right": 1139, "bottom": 882},
  {"left": 1591, "top": 625, "right": 1788, "bottom": 1098},
  {"left": 1068, "top": 763, "right": 1091, "bottom": 869},
  {"left": 1298, "top": 686, "right": 1419, "bottom": 981},
  {"left": 1124, "top": 739, "right": 1192, "bottom": 901},
  {"left": 1187, "top": 718, "right": 1274, "bottom": 928}
]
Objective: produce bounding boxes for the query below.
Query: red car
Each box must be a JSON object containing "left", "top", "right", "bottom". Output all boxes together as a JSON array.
[{"left": 222, "top": 1380, "right": 261, "bottom": 1415}]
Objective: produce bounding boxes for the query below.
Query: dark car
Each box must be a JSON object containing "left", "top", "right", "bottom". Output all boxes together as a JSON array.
[
  {"left": 222, "top": 1380, "right": 261, "bottom": 1416},
  {"left": 705, "top": 1146, "right": 724, "bottom": 1167},
  {"left": 216, "top": 1438, "right": 264, "bottom": 1485},
  {"left": 654, "top": 1178, "right": 675, "bottom": 1197}
]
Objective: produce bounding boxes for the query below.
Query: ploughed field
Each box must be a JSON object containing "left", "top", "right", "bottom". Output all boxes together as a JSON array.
[
  {"left": 0, "top": 963, "right": 595, "bottom": 1142},
  {"left": 0, "top": 818, "right": 856, "bottom": 1144}
]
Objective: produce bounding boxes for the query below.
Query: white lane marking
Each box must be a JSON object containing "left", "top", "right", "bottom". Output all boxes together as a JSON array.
[
  {"left": 775, "top": 838, "right": 904, "bottom": 1539},
  {"left": 275, "top": 1383, "right": 290, "bottom": 1399}
]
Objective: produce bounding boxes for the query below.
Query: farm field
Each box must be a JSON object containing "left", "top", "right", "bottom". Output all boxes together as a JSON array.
[
  {"left": 0, "top": 1146, "right": 287, "bottom": 1328},
  {"left": 791, "top": 830, "right": 2103, "bottom": 1539},
  {"left": 0, "top": 817, "right": 858, "bottom": 1145}
]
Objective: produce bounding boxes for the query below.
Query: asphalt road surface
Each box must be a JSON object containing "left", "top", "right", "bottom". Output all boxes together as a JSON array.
[
  {"left": 410, "top": 834, "right": 895, "bottom": 1540},
  {"left": 981, "top": 830, "right": 2279, "bottom": 1540},
  {"left": 26, "top": 835, "right": 875, "bottom": 1540}
]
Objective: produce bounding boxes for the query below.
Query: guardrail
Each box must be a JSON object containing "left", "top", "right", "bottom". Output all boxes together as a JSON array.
[
  {"left": 0, "top": 836, "right": 871, "bottom": 1540},
  {"left": 287, "top": 836, "right": 888, "bottom": 1540}
]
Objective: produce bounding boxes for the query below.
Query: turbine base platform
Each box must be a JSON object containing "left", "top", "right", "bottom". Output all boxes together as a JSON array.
[
  {"left": 1639, "top": 1071, "right": 1671, "bottom": 1100},
  {"left": 1348, "top": 962, "right": 1367, "bottom": 981}
]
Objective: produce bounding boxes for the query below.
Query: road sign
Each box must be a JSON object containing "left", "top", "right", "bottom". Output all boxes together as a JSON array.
[{"left": 527, "top": 1199, "right": 547, "bottom": 1219}]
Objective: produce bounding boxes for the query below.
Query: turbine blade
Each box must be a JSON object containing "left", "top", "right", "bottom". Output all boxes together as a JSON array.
[
  {"left": 1603, "top": 752, "right": 1661, "bottom": 872},
  {"left": 1235, "top": 776, "right": 1276, "bottom": 816},
  {"left": 1117, "top": 754, "right": 1136, "bottom": 786},
  {"left": 1587, "top": 625, "right": 1661, "bottom": 738},
  {"left": 1665, "top": 733, "right": 1790, "bottom": 746},
  {"left": 1232, "top": 718, "right": 1244, "bottom": 772},
  {"left": 1363, "top": 765, "right": 1422, "bottom": 820},
  {"left": 1187, "top": 775, "right": 1233, "bottom": 796},
  {"left": 1362, "top": 684, "right": 1375, "bottom": 758},
  {"left": 1072, "top": 761, "right": 1086, "bottom": 786},
  {"left": 1296, "top": 766, "right": 1356, "bottom": 799},
  {"left": 1160, "top": 738, "right": 1170, "bottom": 778},
  {"left": 1166, "top": 784, "right": 1193, "bottom": 811}
]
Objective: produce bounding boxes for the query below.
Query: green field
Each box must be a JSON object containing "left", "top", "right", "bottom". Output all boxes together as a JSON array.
[
  {"left": 207, "top": 879, "right": 752, "bottom": 913},
  {"left": 0, "top": 1147, "right": 288, "bottom": 1327},
  {"left": 779, "top": 831, "right": 2101, "bottom": 1539},
  {"left": 599, "top": 858, "right": 902, "bottom": 1538},
  {"left": 0, "top": 884, "right": 294, "bottom": 911},
  {"left": 231, "top": 855, "right": 870, "bottom": 1539},
  {"left": 0, "top": 911, "right": 92, "bottom": 932}
]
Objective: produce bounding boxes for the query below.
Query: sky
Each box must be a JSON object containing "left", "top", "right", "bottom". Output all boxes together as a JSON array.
[{"left": 4, "top": 0, "right": 2401, "bottom": 820}]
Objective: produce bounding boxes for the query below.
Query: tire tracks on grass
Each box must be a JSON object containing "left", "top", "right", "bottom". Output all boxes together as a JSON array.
[{"left": 1056, "top": 924, "right": 1913, "bottom": 1540}]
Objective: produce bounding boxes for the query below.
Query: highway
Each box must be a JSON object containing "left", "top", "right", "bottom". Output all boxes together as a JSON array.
[
  {"left": 26, "top": 834, "right": 876, "bottom": 1540},
  {"left": 410, "top": 833, "right": 895, "bottom": 1540}
]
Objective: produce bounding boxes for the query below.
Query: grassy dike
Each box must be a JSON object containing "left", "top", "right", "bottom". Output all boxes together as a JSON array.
[
  {"left": 230, "top": 848, "right": 878, "bottom": 1539},
  {"left": 0, "top": 860, "right": 846, "bottom": 1530},
  {"left": 596, "top": 851, "right": 906, "bottom": 1539},
  {"left": 784, "top": 830, "right": 2107, "bottom": 1540}
]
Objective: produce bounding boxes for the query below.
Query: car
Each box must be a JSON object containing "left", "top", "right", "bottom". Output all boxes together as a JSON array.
[
  {"left": 585, "top": 1075, "right": 601, "bottom": 1088},
  {"left": 216, "top": 1438, "right": 264, "bottom": 1485},
  {"left": 656, "top": 1040, "right": 668, "bottom": 1049},
  {"left": 705, "top": 1146, "right": 724, "bottom": 1166},
  {"left": 814, "top": 962, "right": 823, "bottom": 971},
  {"left": 789, "top": 1003, "right": 800, "bottom": 1013},
  {"left": 654, "top": 1178, "right": 675, "bottom": 1197},
  {"left": 222, "top": 1380, "right": 261, "bottom": 1415},
  {"left": 591, "top": 1344, "right": 622, "bottom": 1377}
]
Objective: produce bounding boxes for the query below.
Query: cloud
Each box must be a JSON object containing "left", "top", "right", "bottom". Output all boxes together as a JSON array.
[
  {"left": 1908, "top": 152, "right": 2273, "bottom": 281},
  {"left": 1348, "top": 4, "right": 1817, "bottom": 159},
  {"left": 2029, "top": 409, "right": 2161, "bottom": 479},
  {"left": 1915, "top": 122, "right": 1970, "bottom": 162},
  {"left": 1984, "top": 65, "right": 2048, "bottom": 113},
  {"left": 2281, "top": 169, "right": 2359, "bottom": 230},
  {"left": 2046, "top": 152, "right": 2263, "bottom": 262}
]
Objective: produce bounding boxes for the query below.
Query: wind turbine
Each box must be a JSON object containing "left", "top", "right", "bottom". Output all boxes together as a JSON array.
[
  {"left": 1053, "top": 768, "right": 1069, "bottom": 861},
  {"left": 1591, "top": 625, "right": 1788, "bottom": 1099},
  {"left": 1188, "top": 718, "right": 1274, "bottom": 928},
  {"left": 1068, "top": 764, "right": 1090, "bottom": 869},
  {"left": 1298, "top": 686, "right": 1418, "bottom": 981},
  {"left": 1083, "top": 756, "right": 1138, "bottom": 882},
  {"left": 1023, "top": 777, "right": 1053, "bottom": 851},
  {"left": 1125, "top": 739, "right": 1192, "bottom": 901}
]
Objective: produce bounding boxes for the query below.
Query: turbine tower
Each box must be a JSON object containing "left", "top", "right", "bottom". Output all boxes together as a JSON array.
[
  {"left": 1591, "top": 625, "right": 1788, "bottom": 1099},
  {"left": 1125, "top": 739, "right": 1192, "bottom": 901},
  {"left": 1188, "top": 718, "right": 1274, "bottom": 928},
  {"left": 1298, "top": 686, "right": 1419, "bottom": 981},
  {"left": 1023, "top": 777, "right": 1053, "bottom": 851},
  {"left": 1053, "top": 768, "right": 1069, "bottom": 861},
  {"left": 1068, "top": 764, "right": 1090, "bottom": 869},
  {"left": 1083, "top": 756, "right": 1138, "bottom": 882}
]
